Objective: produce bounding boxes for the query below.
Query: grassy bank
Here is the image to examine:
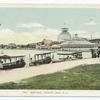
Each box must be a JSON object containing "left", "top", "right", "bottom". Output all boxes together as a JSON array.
[{"left": 0, "top": 64, "right": 100, "bottom": 90}]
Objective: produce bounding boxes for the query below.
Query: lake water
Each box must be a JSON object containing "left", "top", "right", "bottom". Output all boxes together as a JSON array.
[{"left": 0, "top": 49, "right": 92, "bottom": 67}]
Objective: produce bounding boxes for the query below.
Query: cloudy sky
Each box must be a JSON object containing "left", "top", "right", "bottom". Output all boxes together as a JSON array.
[{"left": 0, "top": 8, "right": 100, "bottom": 44}]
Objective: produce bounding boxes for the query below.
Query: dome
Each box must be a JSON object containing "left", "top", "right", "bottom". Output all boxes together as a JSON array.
[{"left": 57, "top": 28, "right": 71, "bottom": 42}]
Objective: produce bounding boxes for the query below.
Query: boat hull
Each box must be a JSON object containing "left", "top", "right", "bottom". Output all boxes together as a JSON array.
[{"left": 0, "top": 62, "right": 26, "bottom": 70}]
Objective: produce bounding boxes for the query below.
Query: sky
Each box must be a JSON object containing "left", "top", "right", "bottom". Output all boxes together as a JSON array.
[{"left": 0, "top": 8, "right": 100, "bottom": 44}]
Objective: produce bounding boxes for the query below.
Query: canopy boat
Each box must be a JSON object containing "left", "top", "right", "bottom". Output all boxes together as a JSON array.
[
  {"left": 52, "top": 52, "right": 83, "bottom": 63},
  {"left": 29, "top": 52, "right": 53, "bottom": 66},
  {"left": 0, "top": 55, "right": 26, "bottom": 70},
  {"left": 57, "top": 52, "right": 83, "bottom": 60}
]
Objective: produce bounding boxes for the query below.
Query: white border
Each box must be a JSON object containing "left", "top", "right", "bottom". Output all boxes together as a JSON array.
[
  {"left": 0, "top": 3, "right": 99, "bottom": 98},
  {"left": 0, "top": 0, "right": 99, "bottom": 4}
]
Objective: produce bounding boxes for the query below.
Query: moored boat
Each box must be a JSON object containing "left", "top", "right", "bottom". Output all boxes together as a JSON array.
[
  {"left": 0, "top": 55, "right": 26, "bottom": 70},
  {"left": 29, "top": 52, "right": 52, "bottom": 66},
  {"left": 52, "top": 52, "right": 83, "bottom": 63}
]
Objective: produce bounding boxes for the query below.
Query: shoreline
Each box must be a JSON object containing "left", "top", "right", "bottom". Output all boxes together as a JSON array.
[
  {"left": 0, "top": 58, "right": 100, "bottom": 84},
  {"left": 0, "top": 48, "right": 92, "bottom": 52}
]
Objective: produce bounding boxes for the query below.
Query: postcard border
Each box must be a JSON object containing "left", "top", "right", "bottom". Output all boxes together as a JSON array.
[{"left": 0, "top": 3, "right": 100, "bottom": 96}]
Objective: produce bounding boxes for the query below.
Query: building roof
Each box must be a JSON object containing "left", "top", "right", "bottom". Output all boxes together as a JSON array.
[
  {"left": 60, "top": 38, "right": 97, "bottom": 48},
  {"left": 51, "top": 44, "right": 61, "bottom": 48}
]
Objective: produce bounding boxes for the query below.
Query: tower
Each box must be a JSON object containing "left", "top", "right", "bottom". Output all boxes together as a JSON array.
[{"left": 57, "top": 27, "right": 71, "bottom": 42}]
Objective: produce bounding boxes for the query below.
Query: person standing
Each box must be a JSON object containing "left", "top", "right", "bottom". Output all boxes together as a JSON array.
[
  {"left": 90, "top": 49, "right": 96, "bottom": 58},
  {"left": 97, "top": 47, "right": 100, "bottom": 57}
]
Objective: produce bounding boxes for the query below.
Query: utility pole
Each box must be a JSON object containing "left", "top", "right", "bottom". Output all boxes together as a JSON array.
[{"left": 90, "top": 34, "right": 93, "bottom": 40}]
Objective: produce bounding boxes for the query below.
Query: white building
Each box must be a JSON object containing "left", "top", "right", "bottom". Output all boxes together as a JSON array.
[
  {"left": 57, "top": 28, "right": 71, "bottom": 42},
  {"left": 57, "top": 27, "right": 98, "bottom": 51},
  {"left": 60, "top": 34, "right": 97, "bottom": 51}
]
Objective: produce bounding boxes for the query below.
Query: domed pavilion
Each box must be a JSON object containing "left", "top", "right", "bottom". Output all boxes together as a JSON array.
[
  {"left": 59, "top": 33, "right": 98, "bottom": 51},
  {"left": 57, "top": 28, "right": 71, "bottom": 42}
]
